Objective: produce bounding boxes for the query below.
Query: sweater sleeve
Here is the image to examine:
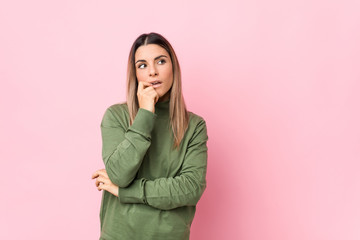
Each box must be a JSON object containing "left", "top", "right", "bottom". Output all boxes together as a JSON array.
[
  {"left": 117, "top": 119, "right": 208, "bottom": 210},
  {"left": 101, "top": 106, "right": 157, "bottom": 188}
]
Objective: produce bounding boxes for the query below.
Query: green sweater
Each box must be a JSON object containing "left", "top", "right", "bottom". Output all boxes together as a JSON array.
[{"left": 99, "top": 99, "right": 208, "bottom": 240}]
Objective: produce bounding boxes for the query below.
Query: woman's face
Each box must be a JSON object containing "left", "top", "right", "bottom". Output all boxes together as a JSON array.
[{"left": 135, "top": 44, "right": 173, "bottom": 102}]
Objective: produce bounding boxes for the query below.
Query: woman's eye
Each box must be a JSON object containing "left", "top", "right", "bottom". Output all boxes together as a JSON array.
[{"left": 138, "top": 60, "right": 165, "bottom": 69}]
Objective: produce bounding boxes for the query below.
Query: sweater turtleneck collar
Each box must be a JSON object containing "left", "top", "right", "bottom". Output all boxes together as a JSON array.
[{"left": 155, "top": 99, "right": 170, "bottom": 117}]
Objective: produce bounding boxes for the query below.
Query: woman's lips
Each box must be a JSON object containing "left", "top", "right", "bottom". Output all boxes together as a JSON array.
[{"left": 151, "top": 82, "right": 162, "bottom": 88}]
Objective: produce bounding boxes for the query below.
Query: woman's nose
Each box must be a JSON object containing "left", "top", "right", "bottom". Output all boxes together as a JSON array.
[{"left": 149, "top": 64, "right": 158, "bottom": 76}]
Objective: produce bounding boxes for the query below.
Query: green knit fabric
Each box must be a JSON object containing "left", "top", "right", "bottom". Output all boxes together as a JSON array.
[{"left": 99, "top": 99, "right": 209, "bottom": 240}]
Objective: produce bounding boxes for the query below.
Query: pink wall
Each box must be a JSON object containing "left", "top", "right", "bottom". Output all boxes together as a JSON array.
[{"left": 1, "top": 0, "right": 359, "bottom": 239}]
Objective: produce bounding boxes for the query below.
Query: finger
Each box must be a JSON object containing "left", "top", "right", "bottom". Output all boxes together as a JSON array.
[
  {"left": 141, "top": 81, "right": 152, "bottom": 87},
  {"left": 139, "top": 83, "right": 154, "bottom": 93},
  {"left": 138, "top": 81, "right": 147, "bottom": 90},
  {"left": 91, "top": 171, "right": 99, "bottom": 179},
  {"left": 97, "top": 182, "right": 107, "bottom": 191},
  {"left": 95, "top": 171, "right": 108, "bottom": 179},
  {"left": 96, "top": 179, "right": 107, "bottom": 188},
  {"left": 137, "top": 82, "right": 145, "bottom": 96},
  {"left": 92, "top": 168, "right": 106, "bottom": 179},
  {"left": 95, "top": 176, "right": 106, "bottom": 187},
  {"left": 96, "top": 181, "right": 105, "bottom": 188},
  {"left": 95, "top": 178, "right": 101, "bottom": 187},
  {"left": 139, "top": 81, "right": 153, "bottom": 90},
  {"left": 97, "top": 170, "right": 109, "bottom": 179},
  {"left": 149, "top": 89, "right": 159, "bottom": 100},
  {"left": 138, "top": 88, "right": 155, "bottom": 100},
  {"left": 141, "top": 86, "right": 156, "bottom": 95},
  {"left": 101, "top": 170, "right": 109, "bottom": 178}
]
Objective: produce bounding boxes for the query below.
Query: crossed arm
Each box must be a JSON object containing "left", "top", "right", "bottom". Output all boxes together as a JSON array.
[{"left": 94, "top": 105, "right": 208, "bottom": 210}]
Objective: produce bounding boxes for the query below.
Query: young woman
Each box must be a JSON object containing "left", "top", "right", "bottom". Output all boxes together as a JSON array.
[{"left": 91, "top": 32, "right": 209, "bottom": 240}]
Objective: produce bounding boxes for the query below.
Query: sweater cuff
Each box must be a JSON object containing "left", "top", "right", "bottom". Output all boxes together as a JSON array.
[
  {"left": 128, "top": 108, "right": 157, "bottom": 139},
  {"left": 118, "top": 178, "right": 148, "bottom": 204}
]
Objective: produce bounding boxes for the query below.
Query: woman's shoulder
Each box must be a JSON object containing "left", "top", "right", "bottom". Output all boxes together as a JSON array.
[
  {"left": 186, "top": 110, "right": 208, "bottom": 141},
  {"left": 106, "top": 101, "right": 128, "bottom": 115},
  {"left": 101, "top": 101, "right": 129, "bottom": 127},
  {"left": 187, "top": 110, "right": 207, "bottom": 126}
]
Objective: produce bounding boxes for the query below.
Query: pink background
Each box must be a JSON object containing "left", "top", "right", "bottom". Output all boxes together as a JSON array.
[{"left": 1, "top": 0, "right": 359, "bottom": 239}]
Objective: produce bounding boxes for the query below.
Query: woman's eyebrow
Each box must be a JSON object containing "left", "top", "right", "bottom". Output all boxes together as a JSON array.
[{"left": 135, "top": 55, "right": 168, "bottom": 64}]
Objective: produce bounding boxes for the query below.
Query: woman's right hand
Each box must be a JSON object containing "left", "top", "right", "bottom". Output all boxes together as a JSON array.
[{"left": 137, "top": 81, "right": 159, "bottom": 113}]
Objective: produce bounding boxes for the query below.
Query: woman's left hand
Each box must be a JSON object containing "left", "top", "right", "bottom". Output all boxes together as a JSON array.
[{"left": 91, "top": 169, "right": 119, "bottom": 197}]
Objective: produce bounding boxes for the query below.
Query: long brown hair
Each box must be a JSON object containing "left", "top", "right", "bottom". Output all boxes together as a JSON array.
[{"left": 126, "top": 32, "right": 189, "bottom": 150}]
